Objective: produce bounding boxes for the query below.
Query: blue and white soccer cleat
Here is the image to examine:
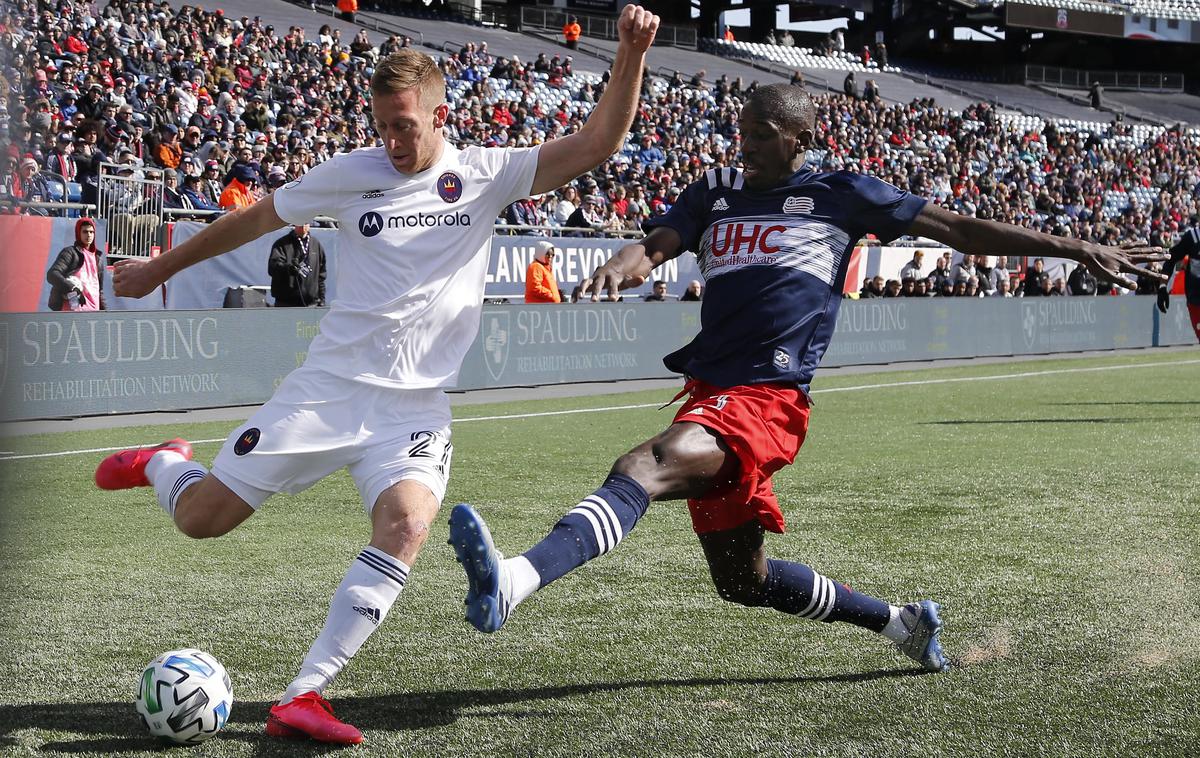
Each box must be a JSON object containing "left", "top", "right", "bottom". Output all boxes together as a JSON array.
[
  {"left": 448, "top": 504, "right": 512, "bottom": 633},
  {"left": 895, "top": 600, "right": 949, "bottom": 672}
]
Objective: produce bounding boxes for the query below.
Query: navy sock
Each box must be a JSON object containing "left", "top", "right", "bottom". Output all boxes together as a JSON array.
[
  {"left": 522, "top": 473, "right": 650, "bottom": 588},
  {"left": 763, "top": 559, "right": 891, "bottom": 632}
]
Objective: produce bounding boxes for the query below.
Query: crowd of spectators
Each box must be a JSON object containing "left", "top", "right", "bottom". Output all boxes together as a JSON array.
[
  {"left": 854, "top": 249, "right": 1161, "bottom": 299},
  {"left": 2, "top": 0, "right": 1196, "bottom": 278},
  {"left": 2, "top": 0, "right": 395, "bottom": 216}
]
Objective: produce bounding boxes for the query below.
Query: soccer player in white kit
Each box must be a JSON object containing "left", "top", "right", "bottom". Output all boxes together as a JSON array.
[{"left": 96, "top": 6, "right": 661, "bottom": 744}]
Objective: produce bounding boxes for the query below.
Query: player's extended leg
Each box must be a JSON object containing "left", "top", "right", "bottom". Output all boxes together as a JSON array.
[
  {"left": 95, "top": 439, "right": 255, "bottom": 538},
  {"left": 448, "top": 422, "right": 733, "bottom": 633},
  {"left": 267, "top": 479, "right": 440, "bottom": 745},
  {"left": 698, "top": 519, "right": 948, "bottom": 672}
]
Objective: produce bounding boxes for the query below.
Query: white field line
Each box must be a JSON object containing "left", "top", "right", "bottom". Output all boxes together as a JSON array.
[{"left": 2, "top": 357, "right": 1196, "bottom": 462}]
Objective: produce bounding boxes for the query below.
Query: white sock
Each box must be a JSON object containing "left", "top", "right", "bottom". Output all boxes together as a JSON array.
[
  {"left": 145, "top": 451, "right": 207, "bottom": 518},
  {"left": 281, "top": 546, "right": 409, "bottom": 703},
  {"left": 880, "top": 605, "right": 908, "bottom": 643},
  {"left": 503, "top": 555, "right": 541, "bottom": 607}
]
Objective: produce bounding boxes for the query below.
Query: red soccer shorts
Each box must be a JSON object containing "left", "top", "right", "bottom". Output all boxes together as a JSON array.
[
  {"left": 1189, "top": 304, "right": 1200, "bottom": 343},
  {"left": 672, "top": 380, "right": 810, "bottom": 535}
]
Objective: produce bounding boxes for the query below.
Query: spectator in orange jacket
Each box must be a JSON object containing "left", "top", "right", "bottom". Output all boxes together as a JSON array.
[
  {"left": 219, "top": 164, "right": 259, "bottom": 210},
  {"left": 155, "top": 124, "right": 183, "bottom": 171},
  {"left": 563, "top": 16, "right": 581, "bottom": 50},
  {"left": 525, "top": 240, "right": 562, "bottom": 303},
  {"left": 337, "top": 0, "right": 357, "bottom": 23}
]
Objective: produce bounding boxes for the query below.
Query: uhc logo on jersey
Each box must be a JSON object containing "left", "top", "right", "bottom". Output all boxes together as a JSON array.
[
  {"left": 436, "top": 171, "right": 463, "bottom": 203},
  {"left": 359, "top": 211, "right": 384, "bottom": 237},
  {"left": 709, "top": 222, "right": 787, "bottom": 257}
]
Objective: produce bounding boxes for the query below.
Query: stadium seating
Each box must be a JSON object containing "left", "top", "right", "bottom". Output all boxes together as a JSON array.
[
  {"left": 711, "top": 39, "right": 902, "bottom": 75},
  {"left": 1126, "top": 0, "right": 1200, "bottom": 21},
  {"left": 994, "top": 0, "right": 1200, "bottom": 21},
  {"left": 1001, "top": 0, "right": 1126, "bottom": 14},
  {"left": 4, "top": 0, "right": 1196, "bottom": 254}
]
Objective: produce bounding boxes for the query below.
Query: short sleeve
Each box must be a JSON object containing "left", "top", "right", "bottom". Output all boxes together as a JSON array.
[
  {"left": 851, "top": 174, "right": 927, "bottom": 244},
  {"left": 475, "top": 145, "right": 542, "bottom": 208},
  {"left": 272, "top": 154, "right": 347, "bottom": 225},
  {"left": 642, "top": 180, "right": 708, "bottom": 252}
]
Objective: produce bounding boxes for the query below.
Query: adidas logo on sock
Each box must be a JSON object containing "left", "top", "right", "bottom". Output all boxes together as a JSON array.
[{"left": 352, "top": 605, "right": 381, "bottom": 625}]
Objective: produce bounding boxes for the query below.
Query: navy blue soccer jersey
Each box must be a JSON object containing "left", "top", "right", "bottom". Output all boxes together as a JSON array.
[{"left": 644, "top": 167, "right": 926, "bottom": 388}]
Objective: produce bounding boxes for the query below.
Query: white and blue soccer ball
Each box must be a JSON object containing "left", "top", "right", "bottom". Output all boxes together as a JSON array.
[{"left": 135, "top": 648, "right": 233, "bottom": 744}]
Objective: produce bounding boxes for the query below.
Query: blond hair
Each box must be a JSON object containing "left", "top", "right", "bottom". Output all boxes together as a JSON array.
[{"left": 370, "top": 49, "right": 445, "bottom": 109}]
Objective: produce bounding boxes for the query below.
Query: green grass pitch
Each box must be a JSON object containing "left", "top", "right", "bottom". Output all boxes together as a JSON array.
[{"left": 1, "top": 351, "right": 1197, "bottom": 756}]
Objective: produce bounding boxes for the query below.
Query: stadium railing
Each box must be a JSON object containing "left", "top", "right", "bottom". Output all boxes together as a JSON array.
[
  {"left": 163, "top": 207, "right": 224, "bottom": 221},
  {"left": 1024, "top": 64, "right": 1185, "bottom": 93},
  {"left": 65, "top": 214, "right": 646, "bottom": 261},
  {"left": 492, "top": 224, "right": 643, "bottom": 239},
  {"left": 572, "top": 40, "right": 614, "bottom": 64},
  {"left": 895, "top": 70, "right": 1006, "bottom": 110},
  {"left": 0, "top": 199, "right": 95, "bottom": 215}
]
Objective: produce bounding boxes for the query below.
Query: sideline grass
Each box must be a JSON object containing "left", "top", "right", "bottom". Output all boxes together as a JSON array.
[{"left": 1, "top": 351, "right": 1197, "bottom": 756}]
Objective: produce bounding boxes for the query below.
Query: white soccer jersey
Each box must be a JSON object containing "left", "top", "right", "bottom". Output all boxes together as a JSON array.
[{"left": 272, "top": 142, "right": 541, "bottom": 388}]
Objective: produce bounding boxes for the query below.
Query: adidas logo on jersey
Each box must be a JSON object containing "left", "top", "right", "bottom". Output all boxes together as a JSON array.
[
  {"left": 352, "top": 605, "right": 382, "bottom": 625},
  {"left": 783, "top": 196, "right": 815, "bottom": 214},
  {"left": 711, "top": 197, "right": 730, "bottom": 212},
  {"left": 362, "top": 189, "right": 384, "bottom": 199}
]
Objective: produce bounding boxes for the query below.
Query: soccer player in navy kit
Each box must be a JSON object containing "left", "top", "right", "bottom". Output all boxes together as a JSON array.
[
  {"left": 1156, "top": 227, "right": 1200, "bottom": 343},
  {"left": 449, "top": 84, "right": 1170, "bottom": 671}
]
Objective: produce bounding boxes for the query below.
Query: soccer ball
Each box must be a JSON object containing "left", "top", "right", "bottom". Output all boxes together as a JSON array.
[{"left": 135, "top": 648, "right": 233, "bottom": 744}]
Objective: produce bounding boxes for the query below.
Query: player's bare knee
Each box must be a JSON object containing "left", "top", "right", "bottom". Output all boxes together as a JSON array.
[
  {"left": 371, "top": 511, "right": 431, "bottom": 554},
  {"left": 649, "top": 436, "right": 689, "bottom": 467},
  {"left": 611, "top": 447, "right": 654, "bottom": 481}
]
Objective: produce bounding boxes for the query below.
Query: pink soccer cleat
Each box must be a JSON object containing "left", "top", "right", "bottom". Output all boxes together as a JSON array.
[
  {"left": 265, "top": 692, "right": 363, "bottom": 745},
  {"left": 94, "top": 438, "right": 193, "bottom": 490}
]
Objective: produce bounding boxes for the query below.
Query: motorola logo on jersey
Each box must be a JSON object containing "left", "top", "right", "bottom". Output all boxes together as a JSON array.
[
  {"left": 359, "top": 211, "right": 384, "bottom": 237},
  {"left": 436, "top": 171, "right": 463, "bottom": 203},
  {"left": 359, "top": 209, "right": 472, "bottom": 236},
  {"left": 709, "top": 222, "right": 787, "bottom": 257}
]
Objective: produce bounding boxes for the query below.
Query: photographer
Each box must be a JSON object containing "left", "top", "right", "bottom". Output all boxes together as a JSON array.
[{"left": 268, "top": 224, "right": 326, "bottom": 307}]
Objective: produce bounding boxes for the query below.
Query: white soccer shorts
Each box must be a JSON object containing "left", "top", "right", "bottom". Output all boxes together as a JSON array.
[{"left": 211, "top": 365, "right": 453, "bottom": 512}]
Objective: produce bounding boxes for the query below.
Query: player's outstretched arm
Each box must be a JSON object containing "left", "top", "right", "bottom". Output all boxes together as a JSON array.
[
  {"left": 529, "top": 5, "right": 660, "bottom": 195},
  {"left": 112, "top": 194, "right": 288, "bottom": 298},
  {"left": 581, "top": 226, "right": 682, "bottom": 301},
  {"left": 908, "top": 202, "right": 1169, "bottom": 289}
]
